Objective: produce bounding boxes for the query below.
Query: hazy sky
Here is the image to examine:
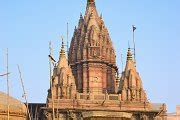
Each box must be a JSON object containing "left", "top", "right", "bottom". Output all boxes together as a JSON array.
[{"left": 0, "top": 0, "right": 179, "bottom": 112}]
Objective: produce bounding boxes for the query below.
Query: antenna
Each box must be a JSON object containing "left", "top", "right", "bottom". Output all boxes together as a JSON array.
[
  {"left": 49, "top": 41, "right": 55, "bottom": 120},
  {"left": 132, "top": 25, "right": 137, "bottom": 67},
  {"left": 17, "top": 65, "right": 31, "bottom": 120}
]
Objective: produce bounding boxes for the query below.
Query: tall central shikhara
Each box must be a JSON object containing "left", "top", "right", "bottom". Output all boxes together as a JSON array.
[{"left": 69, "top": 0, "right": 118, "bottom": 94}]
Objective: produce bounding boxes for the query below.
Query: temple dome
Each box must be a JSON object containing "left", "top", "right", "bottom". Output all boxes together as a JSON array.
[{"left": 0, "top": 91, "right": 27, "bottom": 119}]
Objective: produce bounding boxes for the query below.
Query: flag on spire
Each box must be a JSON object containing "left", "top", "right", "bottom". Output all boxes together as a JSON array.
[{"left": 133, "top": 25, "right": 136, "bottom": 32}]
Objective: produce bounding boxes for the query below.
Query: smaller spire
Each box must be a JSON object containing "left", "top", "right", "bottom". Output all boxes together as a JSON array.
[
  {"left": 127, "top": 48, "right": 133, "bottom": 61},
  {"left": 60, "top": 36, "right": 65, "bottom": 56}
]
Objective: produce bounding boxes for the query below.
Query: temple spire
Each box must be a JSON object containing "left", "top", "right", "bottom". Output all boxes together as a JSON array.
[{"left": 69, "top": 0, "right": 117, "bottom": 94}]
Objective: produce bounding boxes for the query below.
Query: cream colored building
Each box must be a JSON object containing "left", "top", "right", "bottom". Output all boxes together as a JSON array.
[{"left": 167, "top": 106, "right": 180, "bottom": 120}]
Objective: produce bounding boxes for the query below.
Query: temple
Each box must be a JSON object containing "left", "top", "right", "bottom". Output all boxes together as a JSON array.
[{"left": 29, "top": 0, "right": 167, "bottom": 120}]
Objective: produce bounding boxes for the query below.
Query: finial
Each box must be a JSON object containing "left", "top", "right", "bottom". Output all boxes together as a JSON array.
[
  {"left": 88, "top": 0, "right": 95, "bottom": 3},
  {"left": 100, "top": 13, "right": 102, "bottom": 19},
  {"left": 80, "top": 13, "right": 83, "bottom": 18},
  {"left": 127, "top": 48, "right": 133, "bottom": 60},
  {"left": 87, "top": 0, "right": 95, "bottom": 6},
  {"left": 128, "top": 40, "right": 130, "bottom": 49},
  {"left": 60, "top": 36, "right": 65, "bottom": 56}
]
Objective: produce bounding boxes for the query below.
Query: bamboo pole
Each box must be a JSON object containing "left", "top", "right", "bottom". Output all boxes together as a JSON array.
[{"left": 49, "top": 41, "right": 55, "bottom": 120}]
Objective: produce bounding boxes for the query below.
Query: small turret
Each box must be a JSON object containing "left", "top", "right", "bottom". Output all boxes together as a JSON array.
[
  {"left": 48, "top": 37, "right": 77, "bottom": 100},
  {"left": 118, "top": 48, "right": 147, "bottom": 102}
]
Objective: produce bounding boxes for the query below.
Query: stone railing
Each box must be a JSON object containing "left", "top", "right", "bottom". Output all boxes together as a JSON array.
[{"left": 77, "top": 93, "right": 122, "bottom": 101}]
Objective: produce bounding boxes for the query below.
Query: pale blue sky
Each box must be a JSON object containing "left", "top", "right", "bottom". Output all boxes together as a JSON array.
[{"left": 0, "top": 0, "right": 179, "bottom": 112}]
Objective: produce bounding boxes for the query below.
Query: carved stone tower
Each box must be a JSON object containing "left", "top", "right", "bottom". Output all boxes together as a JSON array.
[
  {"left": 118, "top": 48, "right": 147, "bottom": 102},
  {"left": 69, "top": 0, "right": 118, "bottom": 94}
]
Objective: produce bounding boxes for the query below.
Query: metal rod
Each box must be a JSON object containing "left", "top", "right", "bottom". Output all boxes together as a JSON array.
[
  {"left": 49, "top": 41, "right": 55, "bottom": 120},
  {"left": 67, "top": 22, "right": 69, "bottom": 54},
  {"left": 17, "top": 65, "right": 31, "bottom": 120}
]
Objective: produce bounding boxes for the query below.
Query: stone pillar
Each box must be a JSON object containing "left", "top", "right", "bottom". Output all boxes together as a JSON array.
[
  {"left": 83, "top": 64, "right": 88, "bottom": 93},
  {"left": 102, "top": 65, "right": 107, "bottom": 93}
]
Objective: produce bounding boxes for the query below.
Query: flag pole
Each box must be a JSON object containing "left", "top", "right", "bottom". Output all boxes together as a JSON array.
[{"left": 132, "top": 25, "right": 136, "bottom": 67}]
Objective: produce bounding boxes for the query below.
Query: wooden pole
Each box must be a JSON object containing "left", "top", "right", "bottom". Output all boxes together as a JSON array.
[
  {"left": 0, "top": 50, "right": 10, "bottom": 120},
  {"left": 6, "top": 48, "right": 10, "bottom": 120}
]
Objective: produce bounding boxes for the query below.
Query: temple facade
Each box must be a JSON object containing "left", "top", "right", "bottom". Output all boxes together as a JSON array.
[{"left": 30, "top": 0, "right": 167, "bottom": 120}]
